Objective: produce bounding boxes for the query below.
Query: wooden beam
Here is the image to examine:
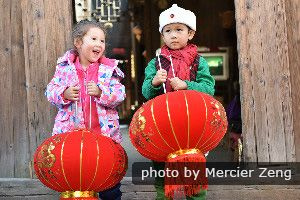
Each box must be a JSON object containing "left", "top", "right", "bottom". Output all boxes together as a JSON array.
[
  {"left": 0, "top": 0, "right": 15, "bottom": 177},
  {"left": 10, "top": 0, "right": 31, "bottom": 178},
  {"left": 0, "top": 0, "right": 73, "bottom": 178},
  {"left": 20, "top": 0, "right": 73, "bottom": 177},
  {"left": 285, "top": 0, "right": 300, "bottom": 162},
  {"left": 235, "top": 0, "right": 295, "bottom": 162}
]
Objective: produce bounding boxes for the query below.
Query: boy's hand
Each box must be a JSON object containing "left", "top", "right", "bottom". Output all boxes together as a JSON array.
[
  {"left": 63, "top": 86, "right": 80, "bottom": 101},
  {"left": 169, "top": 77, "right": 188, "bottom": 90},
  {"left": 152, "top": 69, "right": 167, "bottom": 87},
  {"left": 87, "top": 81, "right": 102, "bottom": 97}
]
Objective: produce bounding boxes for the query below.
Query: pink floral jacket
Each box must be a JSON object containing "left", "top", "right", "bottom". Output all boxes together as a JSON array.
[{"left": 45, "top": 50, "right": 125, "bottom": 143}]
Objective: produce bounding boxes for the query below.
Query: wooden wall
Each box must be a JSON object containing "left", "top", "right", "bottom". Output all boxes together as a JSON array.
[
  {"left": 285, "top": 0, "right": 300, "bottom": 162},
  {"left": 0, "top": 0, "right": 73, "bottom": 178},
  {"left": 235, "top": 0, "right": 297, "bottom": 162}
]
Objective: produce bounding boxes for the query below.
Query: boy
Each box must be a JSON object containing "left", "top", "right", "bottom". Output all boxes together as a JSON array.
[{"left": 141, "top": 4, "right": 215, "bottom": 200}]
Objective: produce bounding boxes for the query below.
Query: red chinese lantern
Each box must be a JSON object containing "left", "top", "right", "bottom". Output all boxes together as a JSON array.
[
  {"left": 34, "top": 129, "right": 127, "bottom": 200},
  {"left": 129, "top": 90, "right": 227, "bottom": 197}
]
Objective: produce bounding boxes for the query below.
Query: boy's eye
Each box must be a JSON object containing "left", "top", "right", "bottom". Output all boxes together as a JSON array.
[
  {"left": 92, "top": 37, "right": 97, "bottom": 40},
  {"left": 177, "top": 29, "right": 182, "bottom": 31},
  {"left": 100, "top": 40, "right": 105, "bottom": 43}
]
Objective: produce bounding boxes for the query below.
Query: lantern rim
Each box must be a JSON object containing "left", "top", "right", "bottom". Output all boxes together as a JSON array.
[
  {"left": 167, "top": 148, "right": 201, "bottom": 159},
  {"left": 60, "top": 191, "right": 98, "bottom": 198}
]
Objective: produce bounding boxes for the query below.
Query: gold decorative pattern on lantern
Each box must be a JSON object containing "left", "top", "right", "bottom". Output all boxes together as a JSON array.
[
  {"left": 144, "top": 127, "right": 164, "bottom": 149},
  {"left": 52, "top": 135, "right": 62, "bottom": 144},
  {"left": 210, "top": 100, "right": 227, "bottom": 133},
  {"left": 132, "top": 134, "right": 159, "bottom": 158},
  {"left": 37, "top": 167, "right": 64, "bottom": 191},
  {"left": 115, "top": 145, "right": 127, "bottom": 175},
  {"left": 130, "top": 107, "right": 146, "bottom": 135},
  {"left": 36, "top": 142, "right": 56, "bottom": 168},
  {"left": 200, "top": 100, "right": 227, "bottom": 153},
  {"left": 110, "top": 143, "right": 128, "bottom": 185},
  {"left": 215, "top": 101, "right": 227, "bottom": 122},
  {"left": 133, "top": 134, "right": 145, "bottom": 148},
  {"left": 141, "top": 131, "right": 153, "bottom": 142}
]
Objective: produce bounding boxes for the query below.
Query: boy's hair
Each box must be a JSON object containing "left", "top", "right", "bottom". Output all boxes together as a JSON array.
[{"left": 72, "top": 19, "right": 107, "bottom": 41}]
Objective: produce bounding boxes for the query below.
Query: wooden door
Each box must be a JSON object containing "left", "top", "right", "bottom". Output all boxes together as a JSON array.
[{"left": 0, "top": 0, "right": 73, "bottom": 178}]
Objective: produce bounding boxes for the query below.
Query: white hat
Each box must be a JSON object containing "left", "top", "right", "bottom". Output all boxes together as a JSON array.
[{"left": 159, "top": 4, "right": 196, "bottom": 33}]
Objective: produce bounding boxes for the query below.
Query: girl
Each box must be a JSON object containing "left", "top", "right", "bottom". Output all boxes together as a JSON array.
[{"left": 45, "top": 19, "right": 125, "bottom": 200}]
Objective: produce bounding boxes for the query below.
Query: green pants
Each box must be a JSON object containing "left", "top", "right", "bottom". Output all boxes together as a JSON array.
[{"left": 152, "top": 161, "right": 207, "bottom": 200}]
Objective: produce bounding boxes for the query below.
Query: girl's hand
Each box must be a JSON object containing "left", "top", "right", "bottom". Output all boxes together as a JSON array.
[
  {"left": 87, "top": 81, "right": 101, "bottom": 97},
  {"left": 169, "top": 77, "right": 187, "bottom": 90},
  {"left": 63, "top": 86, "right": 80, "bottom": 101},
  {"left": 152, "top": 69, "right": 167, "bottom": 87}
]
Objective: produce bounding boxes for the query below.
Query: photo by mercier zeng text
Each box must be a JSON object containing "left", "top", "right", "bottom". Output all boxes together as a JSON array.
[{"left": 141, "top": 166, "right": 292, "bottom": 182}]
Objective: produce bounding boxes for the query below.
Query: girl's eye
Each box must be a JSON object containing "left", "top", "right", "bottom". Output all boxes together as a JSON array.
[
  {"left": 100, "top": 40, "right": 105, "bottom": 43},
  {"left": 177, "top": 29, "right": 182, "bottom": 31},
  {"left": 165, "top": 30, "right": 170, "bottom": 33},
  {"left": 92, "top": 37, "right": 97, "bottom": 40}
]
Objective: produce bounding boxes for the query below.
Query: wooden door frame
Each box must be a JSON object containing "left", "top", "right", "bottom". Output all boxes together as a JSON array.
[{"left": 235, "top": 0, "right": 299, "bottom": 162}]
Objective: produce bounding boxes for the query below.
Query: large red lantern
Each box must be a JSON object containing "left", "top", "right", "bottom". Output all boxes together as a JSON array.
[
  {"left": 34, "top": 129, "right": 127, "bottom": 200},
  {"left": 129, "top": 90, "right": 227, "bottom": 197}
]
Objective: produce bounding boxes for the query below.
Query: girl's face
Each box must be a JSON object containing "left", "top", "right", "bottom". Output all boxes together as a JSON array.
[
  {"left": 161, "top": 23, "right": 195, "bottom": 50},
  {"left": 74, "top": 27, "right": 105, "bottom": 67}
]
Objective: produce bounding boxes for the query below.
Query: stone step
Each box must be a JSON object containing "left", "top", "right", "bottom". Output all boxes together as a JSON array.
[{"left": 1, "top": 178, "right": 300, "bottom": 200}]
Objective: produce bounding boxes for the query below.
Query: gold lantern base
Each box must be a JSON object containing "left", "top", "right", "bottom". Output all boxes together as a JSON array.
[
  {"left": 167, "top": 148, "right": 201, "bottom": 159},
  {"left": 61, "top": 191, "right": 98, "bottom": 199}
]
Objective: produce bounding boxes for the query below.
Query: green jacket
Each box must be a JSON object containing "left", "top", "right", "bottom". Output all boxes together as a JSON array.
[{"left": 142, "top": 56, "right": 215, "bottom": 100}]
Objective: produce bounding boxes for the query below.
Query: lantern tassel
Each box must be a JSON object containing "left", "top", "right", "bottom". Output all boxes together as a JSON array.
[{"left": 164, "top": 149, "right": 208, "bottom": 198}]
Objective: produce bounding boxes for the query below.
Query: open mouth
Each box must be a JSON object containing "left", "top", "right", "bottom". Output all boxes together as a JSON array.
[{"left": 92, "top": 49, "right": 101, "bottom": 56}]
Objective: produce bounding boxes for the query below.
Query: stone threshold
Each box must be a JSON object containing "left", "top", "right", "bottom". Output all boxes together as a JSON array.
[{"left": 0, "top": 177, "right": 300, "bottom": 199}]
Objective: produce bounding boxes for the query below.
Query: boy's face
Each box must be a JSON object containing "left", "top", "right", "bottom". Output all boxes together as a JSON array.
[
  {"left": 161, "top": 23, "right": 195, "bottom": 50},
  {"left": 74, "top": 27, "right": 105, "bottom": 66}
]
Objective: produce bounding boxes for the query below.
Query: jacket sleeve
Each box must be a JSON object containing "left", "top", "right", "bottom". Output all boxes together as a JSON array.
[
  {"left": 142, "top": 58, "right": 162, "bottom": 100},
  {"left": 95, "top": 67, "right": 126, "bottom": 108},
  {"left": 185, "top": 56, "right": 215, "bottom": 96},
  {"left": 45, "top": 64, "right": 71, "bottom": 108}
]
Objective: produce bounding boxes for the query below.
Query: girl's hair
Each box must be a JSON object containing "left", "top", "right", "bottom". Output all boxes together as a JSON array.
[{"left": 72, "top": 19, "right": 107, "bottom": 47}]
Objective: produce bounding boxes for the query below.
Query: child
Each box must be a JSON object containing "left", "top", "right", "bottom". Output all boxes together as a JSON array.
[
  {"left": 45, "top": 19, "right": 125, "bottom": 200},
  {"left": 141, "top": 4, "right": 215, "bottom": 200}
]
